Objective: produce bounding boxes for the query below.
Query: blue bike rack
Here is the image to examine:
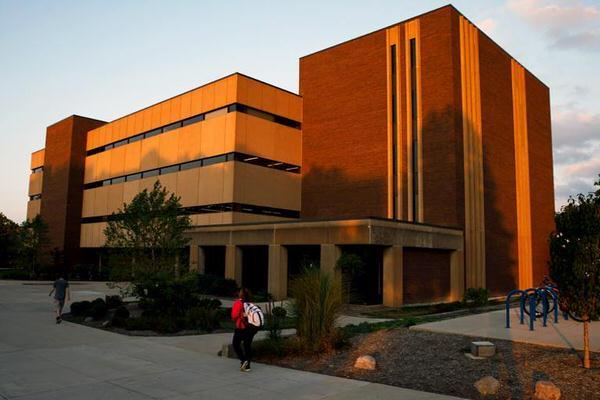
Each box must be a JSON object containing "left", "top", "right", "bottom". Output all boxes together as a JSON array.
[{"left": 506, "top": 286, "right": 560, "bottom": 331}]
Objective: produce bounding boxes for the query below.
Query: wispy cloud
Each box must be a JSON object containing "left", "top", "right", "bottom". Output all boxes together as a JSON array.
[{"left": 507, "top": 0, "right": 600, "bottom": 52}]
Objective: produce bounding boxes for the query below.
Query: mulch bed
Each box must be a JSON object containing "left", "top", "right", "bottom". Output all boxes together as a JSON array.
[{"left": 255, "top": 328, "right": 599, "bottom": 399}]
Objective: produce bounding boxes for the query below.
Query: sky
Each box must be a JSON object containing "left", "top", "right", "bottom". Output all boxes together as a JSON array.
[{"left": 0, "top": 0, "right": 599, "bottom": 223}]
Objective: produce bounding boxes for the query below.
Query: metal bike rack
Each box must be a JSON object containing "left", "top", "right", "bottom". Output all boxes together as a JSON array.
[{"left": 505, "top": 286, "right": 560, "bottom": 330}]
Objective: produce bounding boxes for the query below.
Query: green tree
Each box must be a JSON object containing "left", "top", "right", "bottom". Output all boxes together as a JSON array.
[
  {"left": 104, "top": 181, "right": 192, "bottom": 278},
  {"left": 0, "top": 213, "right": 21, "bottom": 268},
  {"left": 549, "top": 175, "right": 600, "bottom": 369},
  {"left": 20, "top": 215, "right": 49, "bottom": 276}
]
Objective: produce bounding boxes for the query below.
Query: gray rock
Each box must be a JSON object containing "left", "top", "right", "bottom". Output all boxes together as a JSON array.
[
  {"left": 471, "top": 341, "right": 495, "bottom": 357},
  {"left": 84, "top": 317, "right": 93, "bottom": 323},
  {"left": 220, "top": 343, "right": 235, "bottom": 358},
  {"left": 535, "top": 381, "right": 561, "bottom": 400},
  {"left": 474, "top": 376, "right": 500, "bottom": 396},
  {"left": 354, "top": 355, "right": 376, "bottom": 370},
  {"left": 101, "top": 320, "right": 110, "bottom": 328}
]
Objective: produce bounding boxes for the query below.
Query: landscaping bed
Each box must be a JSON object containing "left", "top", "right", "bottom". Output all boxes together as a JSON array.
[{"left": 254, "top": 328, "right": 599, "bottom": 399}]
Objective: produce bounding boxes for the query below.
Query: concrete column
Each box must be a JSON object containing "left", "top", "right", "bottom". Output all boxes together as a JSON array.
[
  {"left": 450, "top": 249, "right": 465, "bottom": 302},
  {"left": 268, "top": 245, "right": 288, "bottom": 300},
  {"left": 383, "top": 245, "right": 403, "bottom": 307},
  {"left": 197, "top": 246, "right": 206, "bottom": 274},
  {"left": 320, "top": 244, "right": 341, "bottom": 281},
  {"left": 189, "top": 244, "right": 199, "bottom": 271},
  {"left": 225, "top": 245, "right": 242, "bottom": 285}
]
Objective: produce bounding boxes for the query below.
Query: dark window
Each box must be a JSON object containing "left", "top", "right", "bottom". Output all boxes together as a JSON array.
[
  {"left": 144, "top": 128, "right": 161, "bottom": 139},
  {"left": 390, "top": 44, "right": 398, "bottom": 219},
  {"left": 102, "top": 179, "right": 111, "bottom": 186},
  {"left": 225, "top": 153, "right": 235, "bottom": 162},
  {"left": 105, "top": 144, "right": 114, "bottom": 150},
  {"left": 31, "top": 166, "right": 43, "bottom": 174},
  {"left": 203, "top": 154, "right": 227, "bottom": 166},
  {"left": 142, "top": 169, "right": 159, "bottom": 178},
  {"left": 182, "top": 115, "right": 204, "bottom": 126},
  {"left": 247, "top": 107, "right": 275, "bottom": 122},
  {"left": 129, "top": 134, "right": 143, "bottom": 143},
  {"left": 180, "top": 160, "right": 203, "bottom": 170},
  {"left": 126, "top": 173, "right": 141, "bottom": 182},
  {"left": 113, "top": 139, "right": 128, "bottom": 148},
  {"left": 160, "top": 165, "right": 180, "bottom": 175},
  {"left": 410, "top": 38, "right": 419, "bottom": 220},
  {"left": 163, "top": 121, "right": 182, "bottom": 132},
  {"left": 112, "top": 176, "right": 125, "bottom": 184}
]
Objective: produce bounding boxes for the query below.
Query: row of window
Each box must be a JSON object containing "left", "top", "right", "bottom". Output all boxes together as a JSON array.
[
  {"left": 80, "top": 202, "right": 300, "bottom": 224},
  {"left": 83, "top": 152, "right": 300, "bottom": 190},
  {"left": 29, "top": 194, "right": 41, "bottom": 201},
  {"left": 31, "top": 166, "right": 43, "bottom": 174},
  {"left": 87, "top": 103, "right": 301, "bottom": 156}
]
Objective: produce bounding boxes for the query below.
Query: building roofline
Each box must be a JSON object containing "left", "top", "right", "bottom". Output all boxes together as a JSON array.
[
  {"left": 300, "top": 3, "right": 548, "bottom": 89},
  {"left": 47, "top": 114, "right": 107, "bottom": 128},
  {"left": 190, "top": 215, "right": 463, "bottom": 232},
  {"left": 101, "top": 72, "right": 300, "bottom": 127}
]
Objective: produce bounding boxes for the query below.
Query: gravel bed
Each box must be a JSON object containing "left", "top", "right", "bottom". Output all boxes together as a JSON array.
[{"left": 255, "top": 328, "right": 599, "bottom": 399}]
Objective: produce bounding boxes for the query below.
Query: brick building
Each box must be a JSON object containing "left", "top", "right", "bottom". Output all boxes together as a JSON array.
[{"left": 27, "top": 5, "right": 554, "bottom": 304}]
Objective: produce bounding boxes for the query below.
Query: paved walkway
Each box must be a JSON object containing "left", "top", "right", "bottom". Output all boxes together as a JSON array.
[
  {"left": 413, "top": 308, "right": 600, "bottom": 351},
  {"left": 0, "top": 280, "right": 463, "bottom": 400}
]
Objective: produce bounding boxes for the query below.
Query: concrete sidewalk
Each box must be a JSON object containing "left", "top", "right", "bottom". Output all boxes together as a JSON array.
[
  {"left": 0, "top": 280, "right": 464, "bottom": 400},
  {"left": 413, "top": 307, "right": 600, "bottom": 351}
]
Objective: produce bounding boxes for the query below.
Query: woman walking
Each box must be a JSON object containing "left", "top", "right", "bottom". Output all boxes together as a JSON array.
[{"left": 231, "top": 288, "right": 258, "bottom": 372}]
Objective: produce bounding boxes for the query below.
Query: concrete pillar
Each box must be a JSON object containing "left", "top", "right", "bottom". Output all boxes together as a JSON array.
[
  {"left": 197, "top": 246, "right": 206, "bottom": 274},
  {"left": 383, "top": 245, "right": 403, "bottom": 307},
  {"left": 320, "top": 244, "right": 341, "bottom": 281},
  {"left": 450, "top": 249, "right": 465, "bottom": 302},
  {"left": 189, "top": 244, "right": 199, "bottom": 271},
  {"left": 268, "top": 245, "right": 288, "bottom": 300},
  {"left": 225, "top": 245, "right": 242, "bottom": 285}
]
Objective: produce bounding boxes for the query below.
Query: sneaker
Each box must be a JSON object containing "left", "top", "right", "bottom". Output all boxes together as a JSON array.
[{"left": 240, "top": 361, "right": 249, "bottom": 372}]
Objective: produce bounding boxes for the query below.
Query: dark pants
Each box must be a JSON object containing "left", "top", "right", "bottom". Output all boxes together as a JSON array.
[{"left": 232, "top": 327, "right": 257, "bottom": 364}]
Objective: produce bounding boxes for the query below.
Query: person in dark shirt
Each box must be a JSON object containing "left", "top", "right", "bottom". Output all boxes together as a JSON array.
[{"left": 49, "top": 274, "right": 70, "bottom": 324}]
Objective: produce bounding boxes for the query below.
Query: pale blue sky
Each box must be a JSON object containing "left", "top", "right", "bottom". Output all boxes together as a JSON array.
[{"left": 1, "top": 0, "right": 599, "bottom": 222}]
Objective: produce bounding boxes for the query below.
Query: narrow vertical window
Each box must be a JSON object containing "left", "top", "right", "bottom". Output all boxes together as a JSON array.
[
  {"left": 409, "top": 38, "right": 419, "bottom": 220},
  {"left": 390, "top": 44, "right": 398, "bottom": 219}
]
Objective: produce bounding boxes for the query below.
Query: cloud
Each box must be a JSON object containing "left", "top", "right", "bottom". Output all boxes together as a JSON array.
[
  {"left": 506, "top": 0, "right": 600, "bottom": 52},
  {"left": 478, "top": 18, "right": 498, "bottom": 35},
  {"left": 551, "top": 104, "right": 600, "bottom": 209},
  {"left": 551, "top": 28, "right": 600, "bottom": 51}
]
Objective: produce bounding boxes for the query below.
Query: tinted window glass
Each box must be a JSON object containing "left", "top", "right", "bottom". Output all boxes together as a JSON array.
[
  {"left": 142, "top": 169, "right": 159, "bottom": 178},
  {"left": 144, "top": 128, "right": 161, "bottom": 139},
  {"left": 182, "top": 115, "right": 204, "bottom": 126},
  {"left": 203, "top": 155, "right": 226, "bottom": 166},
  {"left": 127, "top": 173, "right": 141, "bottom": 181},
  {"left": 163, "top": 122, "right": 182, "bottom": 132},
  {"left": 180, "top": 160, "right": 202, "bottom": 170},
  {"left": 129, "top": 134, "right": 143, "bottom": 143},
  {"left": 112, "top": 176, "right": 125, "bottom": 184},
  {"left": 204, "top": 107, "right": 228, "bottom": 120},
  {"left": 160, "top": 165, "right": 179, "bottom": 175},
  {"left": 113, "top": 139, "right": 128, "bottom": 148}
]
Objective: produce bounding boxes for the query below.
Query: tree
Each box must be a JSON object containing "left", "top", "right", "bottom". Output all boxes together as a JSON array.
[
  {"left": 104, "top": 181, "right": 192, "bottom": 278},
  {"left": 549, "top": 175, "right": 600, "bottom": 369},
  {"left": 20, "top": 215, "right": 49, "bottom": 276},
  {"left": 0, "top": 213, "right": 21, "bottom": 268}
]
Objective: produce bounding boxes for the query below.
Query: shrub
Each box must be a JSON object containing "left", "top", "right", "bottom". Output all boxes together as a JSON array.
[
  {"left": 336, "top": 253, "right": 366, "bottom": 304},
  {"left": 114, "top": 305, "right": 130, "bottom": 319},
  {"left": 265, "top": 305, "right": 288, "bottom": 341},
  {"left": 185, "top": 306, "right": 221, "bottom": 332},
  {"left": 105, "top": 295, "right": 123, "bottom": 309},
  {"left": 125, "top": 316, "right": 154, "bottom": 331},
  {"left": 131, "top": 272, "right": 200, "bottom": 317},
  {"left": 463, "top": 287, "right": 489, "bottom": 307},
  {"left": 110, "top": 316, "right": 128, "bottom": 328},
  {"left": 0, "top": 269, "right": 31, "bottom": 280},
  {"left": 70, "top": 300, "right": 92, "bottom": 317},
  {"left": 154, "top": 315, "right": 182, "bottom": 334},
  {"left": 290, "top": 268, "right": 343, "bottom": 353},
  {"left": 88, "top": 298, "right": 108, "bottom": 320}
]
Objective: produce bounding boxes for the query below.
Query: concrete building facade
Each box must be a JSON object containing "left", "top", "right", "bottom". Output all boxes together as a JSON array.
[{"left": 26, "top": 5, "right": 554, "bottom": 305}]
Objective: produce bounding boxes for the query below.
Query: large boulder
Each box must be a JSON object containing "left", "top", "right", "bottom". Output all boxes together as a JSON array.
[
  {"left": 354, "top": 355, "right": 376, "bottom": 370},
  {"left": 534, "top": 381, "right": 561, "bottom": 400},
  {"left": 474, "top": 376, "right": 500, "bottom": 396}
]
